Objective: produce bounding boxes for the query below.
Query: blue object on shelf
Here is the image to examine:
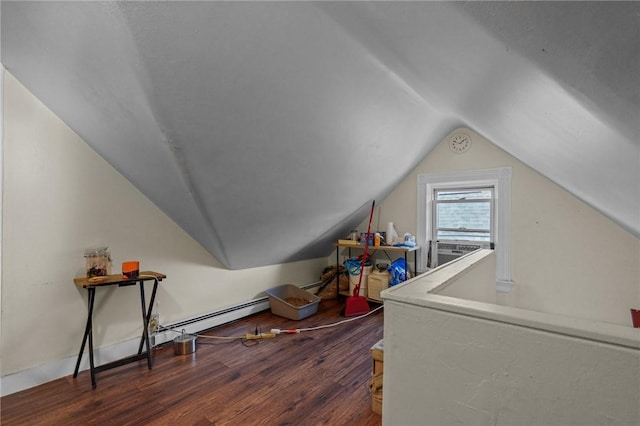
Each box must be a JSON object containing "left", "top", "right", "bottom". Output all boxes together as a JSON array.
[{"left": 388, "top": 258, "right": 410, "bottom": 286}]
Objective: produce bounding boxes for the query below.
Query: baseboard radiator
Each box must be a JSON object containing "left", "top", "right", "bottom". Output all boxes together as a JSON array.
[
  {"left": 0, "top": 281, "right": 321, "bottom": 397},
  {"left": 152, "top": 281, "right": 321, "bottom": 346}
]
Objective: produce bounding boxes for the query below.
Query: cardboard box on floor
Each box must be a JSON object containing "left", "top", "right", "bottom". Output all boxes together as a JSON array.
[{"left": 370, "top": 339, "right": 383, "bottom": 415}]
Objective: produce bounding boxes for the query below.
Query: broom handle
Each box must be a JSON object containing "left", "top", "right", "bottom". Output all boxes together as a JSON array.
[{"left": 354, "top": 200, "right": 375, "bottom": 296}]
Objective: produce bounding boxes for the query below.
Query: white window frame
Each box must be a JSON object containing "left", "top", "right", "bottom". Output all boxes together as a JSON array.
[
  {"left": 417, "top": 167, "right": 514, "bottom": 292},
  {"left": 433, "top": 186, "right": 494, "bottom": 244}
]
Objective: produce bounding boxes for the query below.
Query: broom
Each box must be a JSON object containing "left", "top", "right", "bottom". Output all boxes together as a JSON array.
[{"left": 343, "top": 200, "right": 375, "bottom": 317}]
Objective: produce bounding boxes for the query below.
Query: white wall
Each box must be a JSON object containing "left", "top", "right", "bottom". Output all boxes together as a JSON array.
[
  {"left": 383, "top": 297, "right": 640, "bottom": 426},
  {"left": 383, "top": 252, "right": 640, "bottom": 426},
  {"left": 433, "top": 250, "right": 497, "bottom": 304},
  {"left": 1, "top": 72, "right": 326, "bottom": 384},
  {"left": 371, "top": 127, "right": 639, "bottom": 326}
]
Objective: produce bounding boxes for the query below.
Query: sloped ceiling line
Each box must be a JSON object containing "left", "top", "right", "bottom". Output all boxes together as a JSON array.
[
  {"left": 113, "top": 2, "right": 232, "bottom": 266},
  {"left": 2, "top": 2, "right": 638, "bottom": 271},
  {"left": 105, "top": 1, "right": 446, "bottom": 268}
]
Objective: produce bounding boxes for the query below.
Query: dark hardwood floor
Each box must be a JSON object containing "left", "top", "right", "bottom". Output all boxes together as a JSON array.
[{"left": 1, "top": 298, "right": 383, "bottom": 425}]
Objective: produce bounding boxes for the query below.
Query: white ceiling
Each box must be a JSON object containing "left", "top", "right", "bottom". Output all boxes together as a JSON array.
[{"left": 2, "top": 1, "right": 638, "bottom": 269}]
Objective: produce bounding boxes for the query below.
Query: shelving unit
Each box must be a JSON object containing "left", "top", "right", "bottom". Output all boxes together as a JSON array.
[{"left": 334, "top": 242, "right": 420, "bottom": 299}]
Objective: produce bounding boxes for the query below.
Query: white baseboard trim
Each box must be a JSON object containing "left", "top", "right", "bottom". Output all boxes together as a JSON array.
[
  {"left": 1, "top": 282, "right": 320, "bottom": 397},
  {"left": 0, "top": 334, "right": 150, "bottom": 397}
]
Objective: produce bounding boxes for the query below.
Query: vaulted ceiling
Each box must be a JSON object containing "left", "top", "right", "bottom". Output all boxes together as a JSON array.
[{"left": 2, "top": 1, "right": 638, "bottom": 269}]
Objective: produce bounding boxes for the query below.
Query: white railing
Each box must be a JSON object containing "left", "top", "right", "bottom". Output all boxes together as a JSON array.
[{"left": 381, "top": 250, "right": 640, "bottom": 425}]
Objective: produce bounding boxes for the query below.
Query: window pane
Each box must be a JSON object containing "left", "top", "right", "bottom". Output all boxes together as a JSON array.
[
  {"left": 437, "top": 230, "right": 491, "bottom": 242},
  {"left": 436, "top": 201, "right": 491, "bottom": 230},
  {"left": 436, "top": 189, "right": 492, "bottom": 201}
]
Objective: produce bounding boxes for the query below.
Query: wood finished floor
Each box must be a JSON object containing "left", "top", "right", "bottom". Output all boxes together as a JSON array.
[{"left": 1, "top": 298, "right": 383, "bottom": 425}]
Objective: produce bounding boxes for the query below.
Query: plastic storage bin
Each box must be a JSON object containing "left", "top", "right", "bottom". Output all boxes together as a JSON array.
[
  {"left": 368, "top": 269, "right": 390, "bottom": 301},
  {"left": 348, "top": 265, "right": 373, "bottom": 297},
  {"left": 265, "top": 284, "right": 321, "bottom": 320}
]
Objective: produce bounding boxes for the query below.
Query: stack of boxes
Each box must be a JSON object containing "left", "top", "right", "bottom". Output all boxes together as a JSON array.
[
  {"left": 367, "top": 268, "right": 390, "bottom": 301},
  {"left": 370, "top": 339, "right": 384, "bottom": 414}
]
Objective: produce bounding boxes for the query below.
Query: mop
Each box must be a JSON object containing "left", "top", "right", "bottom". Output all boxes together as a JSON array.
[{"left": 342, "top": 200, "right": 375, "bottom": 317}]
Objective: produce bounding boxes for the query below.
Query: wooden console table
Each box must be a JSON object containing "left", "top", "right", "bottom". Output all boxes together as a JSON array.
[{"left": 73, "top": 271, "right": 166, "bottom": 388}]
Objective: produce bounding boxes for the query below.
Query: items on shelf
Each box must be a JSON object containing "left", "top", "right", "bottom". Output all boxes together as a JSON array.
[
  {"left": 122, "top": 260, "right": 140, "bottom": 278},
  {"left": 388, "top": 258, "right": 411, "bottom": 285},
  {"left": 368, "top": 267, "right": 390, "bottom": 301},
  {"left": 84, "top": 247, "right": 111, "bottom": 278},
  {"left": 317, "top": 265, "right": 349, "bottom": 299}
]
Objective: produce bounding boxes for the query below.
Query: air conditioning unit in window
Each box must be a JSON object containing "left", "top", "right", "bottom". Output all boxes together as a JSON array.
[{"left": 435, "top": 241, "right": 490, "bottom": 267}]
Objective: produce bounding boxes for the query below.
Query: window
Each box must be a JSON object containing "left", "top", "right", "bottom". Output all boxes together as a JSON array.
[
  {"left": 434, "top": 187, "right": 494, "bottom": 243},
  {"left": 417, "top": 167, "right": 513, "bottom": 292}
]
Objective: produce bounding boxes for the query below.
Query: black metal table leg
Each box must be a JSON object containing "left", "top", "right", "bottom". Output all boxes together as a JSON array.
[
  {"left": 138, "top": 280, "right": 153, "bottom": 369},
  {"left": 138, "top": 279, "right": 158, "bottom": 356},
  {"left": 74, "top": 287, "right": 97, "bottom": 388},
  {"left": 88, "top": 299, "right": 96, "bottom": 389},
  {"left": 73, "top": 287, "right": 96, "bottom": 380},
  {"left": 335, "top": 247, "right": 340, "bottom": 299},
  {"left": 404, "top": 252, "right": 408, "bottom": 279}
]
